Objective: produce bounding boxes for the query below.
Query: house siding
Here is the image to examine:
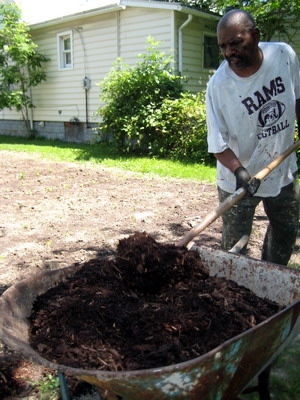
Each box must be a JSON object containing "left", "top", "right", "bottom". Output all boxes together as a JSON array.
[
  {"left": 119, "top": 8, "right": 173, "bottom": 51},
  {"left": 271, "top": 21, "right": 300, "bottom": 61},
  {"left": 24, "top": 8, "right": 175, "bottom": 126},
  {"left": 30, "top": 13, "right": 119, "bottom": 125},
  {"left": 0, "top": 7, "right": 182, "bottom": 141},
  {"left": 292, "top": 29, "right": 300, "bottom": 59},
  {"left": 176, "top": 13, "right": 217, "bottom": 92}
]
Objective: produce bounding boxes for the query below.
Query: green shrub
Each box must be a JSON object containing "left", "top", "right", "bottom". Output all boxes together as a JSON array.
[
  {"left": 96, "top": 37, "right": 215, "bottom": 163},
  {"left": 96, "top": 37, "right": 183, "bottom": 151},
  {"left": 147, "top": 92, "right": 215, "bottom": 163},
  {"left": 27, "top": 372, "right": 60, "bottom": 400}
]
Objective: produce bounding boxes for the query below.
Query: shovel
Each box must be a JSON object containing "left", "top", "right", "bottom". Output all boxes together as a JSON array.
[{"left": 177, "top": 140, "right": 300, "bottom": 248}]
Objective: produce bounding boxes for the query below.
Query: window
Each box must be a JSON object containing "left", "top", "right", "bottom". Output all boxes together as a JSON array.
[
  {"left": 203, "top": 34, "right": 220, "bottom": 69},
  {"left": 57, "top": 31, "right": 73, "bottom": 69}
]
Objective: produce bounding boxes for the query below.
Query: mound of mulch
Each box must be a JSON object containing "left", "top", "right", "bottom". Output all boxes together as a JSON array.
[{"left": 29, "top": 232, "right": 282, "bottom": 371}]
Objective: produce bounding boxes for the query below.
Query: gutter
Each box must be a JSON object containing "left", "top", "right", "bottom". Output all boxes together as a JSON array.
[
  {"left": 29, "top": 86, "right": 34, "bottom": 131},
  {"left": 178, "top": 14, "right": 192, "bottom": 74}
]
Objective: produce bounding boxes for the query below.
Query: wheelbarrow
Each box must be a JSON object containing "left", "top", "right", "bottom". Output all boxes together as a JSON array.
[{"left": 0, "top": 246, "right": 299, "bottom": 400}]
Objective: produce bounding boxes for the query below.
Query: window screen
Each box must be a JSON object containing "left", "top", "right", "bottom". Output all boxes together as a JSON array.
[{"left": 203, "top": 35, "right": 220, "bottom": 69}]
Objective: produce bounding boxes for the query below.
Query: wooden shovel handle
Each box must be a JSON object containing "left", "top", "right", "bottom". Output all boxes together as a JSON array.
[
  {"left": 253, "top": 140, "right": 300, "bottom": 181},
  {"left": 177, "top": 140, "right": 300, "bottom": 248}
]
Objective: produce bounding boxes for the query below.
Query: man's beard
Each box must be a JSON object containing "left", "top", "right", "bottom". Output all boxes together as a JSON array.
[{"left": 226, "top": 55, "right": 251, "bottom": 69}]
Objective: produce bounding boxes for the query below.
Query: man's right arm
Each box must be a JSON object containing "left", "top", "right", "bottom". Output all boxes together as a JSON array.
[
  {"left": 214, "top": 149, "right": 260, "bottom": 195},
  {"left": 214, "top": 148, "right": 242, "bottom": 173}
]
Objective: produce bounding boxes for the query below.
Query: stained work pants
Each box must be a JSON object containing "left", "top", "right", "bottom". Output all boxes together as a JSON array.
[{"left": 218, "top": 176, "right": 300, "bottom": 266}]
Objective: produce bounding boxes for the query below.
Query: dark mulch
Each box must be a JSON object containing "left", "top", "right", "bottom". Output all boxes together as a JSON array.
[{"left": 29, "top": 232, "right": 281, "bottom": 371}]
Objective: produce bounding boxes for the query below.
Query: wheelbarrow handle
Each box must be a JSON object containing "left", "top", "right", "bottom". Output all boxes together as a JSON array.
[{"left": 177, "top": 140, "right": 300, "bottom": 248}]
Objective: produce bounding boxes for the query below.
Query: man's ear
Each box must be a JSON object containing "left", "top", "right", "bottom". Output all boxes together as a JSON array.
[{"left": 252, "top": 26, "right": 260, "bottom": 43}]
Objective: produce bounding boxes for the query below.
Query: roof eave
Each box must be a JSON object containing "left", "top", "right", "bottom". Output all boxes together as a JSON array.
[
  {"left": 29, "top": 4, "right": 125, "bottom": 29},
  {"left": 29, "top": 0, "right": 220, "bottom": 30},
  {"left": 121, "top": 0, "right": 220, "bottom": 20},
  {"left": 180, "top": 7, "right": 220, "bottom": 20}
]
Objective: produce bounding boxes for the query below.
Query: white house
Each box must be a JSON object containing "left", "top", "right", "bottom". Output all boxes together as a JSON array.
[
  {"left": 1, "top": 0, "right": 299, "bottom": 143},
  {"left": 0, "top": 0, "right": 220, "bottom": 142}
]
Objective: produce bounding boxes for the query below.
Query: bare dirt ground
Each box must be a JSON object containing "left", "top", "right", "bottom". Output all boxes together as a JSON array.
[{"left": 0, "top": 150, "right": 299, "bottom": 399}]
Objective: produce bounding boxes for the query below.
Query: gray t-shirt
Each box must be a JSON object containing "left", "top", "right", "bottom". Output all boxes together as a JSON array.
[{"left": 206, "top": 42, "right": 300, "bottom": 197}]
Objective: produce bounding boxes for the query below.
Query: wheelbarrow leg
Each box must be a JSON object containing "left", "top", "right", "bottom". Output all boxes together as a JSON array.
[
  {"left": 58, "top": 372, "right": 70, "bottom": 400},
  {"left": 257, "top": 365, "right": 271, "bottom": 400},
  {"left": 229, "top": 237, "right": 272, "bottom": 400},
  {"left": 58, "top": 372, "right": 105, "bottom": 400},
  {"left": 238, "top": 364, "right": 272, "bottom": 400}
]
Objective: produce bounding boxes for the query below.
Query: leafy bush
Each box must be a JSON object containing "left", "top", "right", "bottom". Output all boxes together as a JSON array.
[
  {"left": 96, "top": 37, "right": 183, "bottom": 151},
  {"left": 96, "top": 37, "right": 214, "bottom": 163},
  {"left": 147, "top": 92, "right": 214, "bottom": 163}
]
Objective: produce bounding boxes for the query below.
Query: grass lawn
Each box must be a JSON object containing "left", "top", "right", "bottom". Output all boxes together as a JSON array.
[{"left": 0, "top": 135, "right": 216, "bottom": 183}]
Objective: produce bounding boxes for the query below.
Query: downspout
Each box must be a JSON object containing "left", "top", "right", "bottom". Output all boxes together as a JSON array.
[
  {"left": 117, "top": 11, "right": 121, "bottom": 59},
  {"left": 75, "top": 27, "right": 91, "bottom": 128},
  {"left": 29, "top": 86, "right": 34, "bottom": 131},
  {"left": 178, "top": 14, "right": 192, "bottom": 74},
  {"left": 85, "top": 85, "right": 89, "bottom": 128}
]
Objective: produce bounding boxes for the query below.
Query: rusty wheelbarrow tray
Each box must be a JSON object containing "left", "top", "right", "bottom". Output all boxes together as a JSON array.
[{"left": 0, "top": 246, "right": 299, "bottom": 400}]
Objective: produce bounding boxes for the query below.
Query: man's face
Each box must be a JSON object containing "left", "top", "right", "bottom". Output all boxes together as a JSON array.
[{"left": 217, "top": 24, "right": 259, "bottom": 72}]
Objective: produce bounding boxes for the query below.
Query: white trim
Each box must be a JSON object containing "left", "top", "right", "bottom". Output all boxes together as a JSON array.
[
  {"left": 122, "top": 0, "right": 181, "bottom": 11},
  {"left": 122, "top": 0, "right": 218, "bottom": 19},
  {"left": 57, "top": 30, "right": 74, "bottom": 70}
]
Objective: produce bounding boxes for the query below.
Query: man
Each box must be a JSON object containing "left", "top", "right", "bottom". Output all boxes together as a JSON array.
[{"left": 206, "top": 9, "right": 300, "bottom": 265}]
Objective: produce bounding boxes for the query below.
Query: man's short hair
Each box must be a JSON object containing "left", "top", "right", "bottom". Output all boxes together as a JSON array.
[{"left": 218, "top": 9, "right": 256, "bottom": 32}]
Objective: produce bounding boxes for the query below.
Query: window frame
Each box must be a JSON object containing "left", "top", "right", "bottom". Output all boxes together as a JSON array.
[
  {"left": 57, "top": 30, "right": 73, "bottom": 70},
  {"left": 203, "top": 33, "right": 220, "bottom": 70}
]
